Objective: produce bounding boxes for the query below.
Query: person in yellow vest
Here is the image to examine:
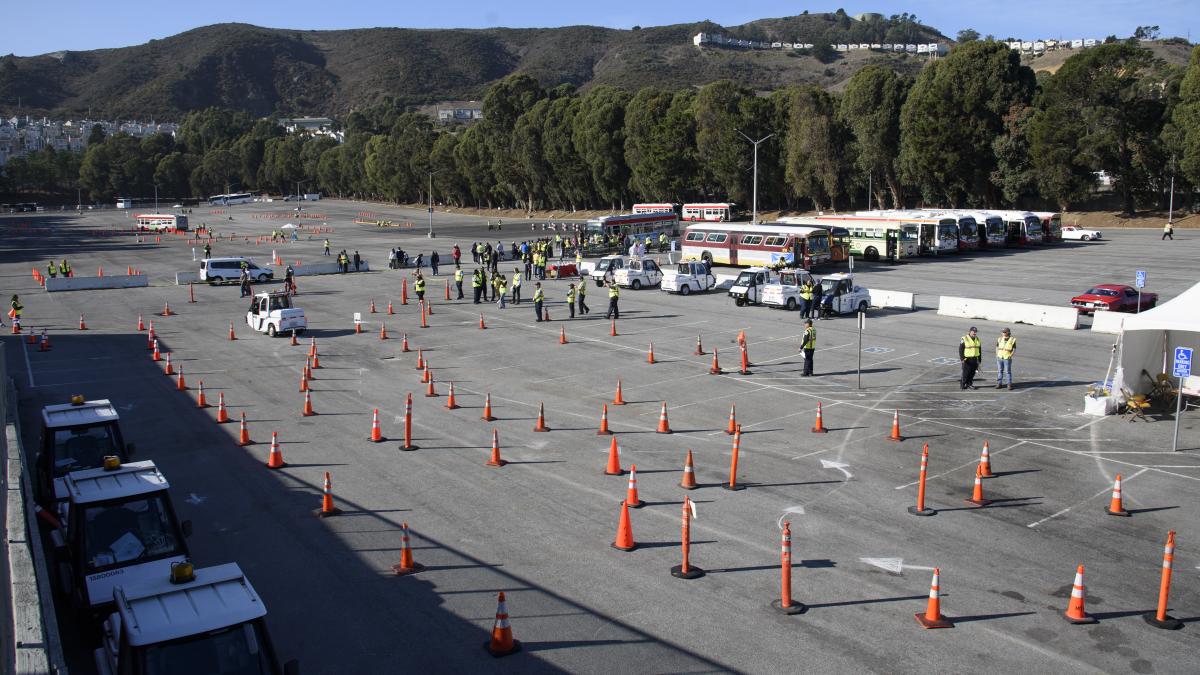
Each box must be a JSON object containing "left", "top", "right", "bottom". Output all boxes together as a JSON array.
[
  {"left": 799, "top": 279, "right": 814, "bottom": 319},
  {"left": 413, "top": 272, "right": 426, "bottom": 303},
  {"left": 533, "top": 282, "right": 545, "bottom": 322},
  {"left": 566, "top": 283, "right": 576, "bottom": 319},
  {"left": 605, "top": 281, "right": 620, "bottom": 319},
  {"left": 995, "top": 327, "right": 1016, "bottom": 390},
  {"left": 47, "top": 261, "right": 57, "bottom": 278},
  {"left": 576, "top": 278, "right": 588, "bottom": 315},
  {"left": 511, "top": 267, "right": 522, "bottom": 304},
  {"left": 9, "top": 295, "right": 23, "bottom": 332},
  {"left": 1162, "top": 221, "right": 1174, "bottom": 240},
  {"left": 800, "top": 319, "right": 816, "bottom": 376},
  {"left": 575, "top": 248, "right": 583, "bottom": 273},
  {"left": 959, "top": 326, "right": 982, "bottom": 389},
  {"left": 659, "top": 232, "right": 668, "bottom": 251},
  {"left": 471, "top": 268, "right": 483, "bottom": 304},
  {"left": 60, "top": 260, "right": 72, "bottom": 277},
  {"left": 454, "top": 264, "right": 464, "bottom": 299},
  {"left": 496, "top": 274, "right": 507, "bottom": 309}
]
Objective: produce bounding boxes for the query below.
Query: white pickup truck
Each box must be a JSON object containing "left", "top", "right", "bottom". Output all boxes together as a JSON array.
[
  {"left": 729, "top": 267, "right": 777, "bottom": 307},
  {"left": 761, "top": 269, "right": 818, "bottom": 311},
  {"left": 589, "top": 255, "right": 628, "bottom": 287},
  {"left": 613, "top": 257, "right": 663, "bottom": 289},
  {"left": 661, "top": 260, "right": 717, "bottom": 295},
  {"left": 246, "top": 291, "right": 307, "bottom": 337},
  {"left": 816, "top": 273, "right": 872, "bottom": 317}
]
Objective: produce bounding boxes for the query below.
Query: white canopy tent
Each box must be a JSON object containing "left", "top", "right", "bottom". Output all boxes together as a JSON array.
[{"left": 1114, "top": 281, "right": 1200, "bottom": 395}]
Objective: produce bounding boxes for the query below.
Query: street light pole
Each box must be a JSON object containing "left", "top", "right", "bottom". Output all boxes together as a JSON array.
[
  {"left": 735, "top": 129, "right": 775, "bottom": 225},
  {"left": 154, "top": 184, "right": 159, "bottom": 214},
  {"left": 427, "top": 169, "right": 445, "bottom": 239}
]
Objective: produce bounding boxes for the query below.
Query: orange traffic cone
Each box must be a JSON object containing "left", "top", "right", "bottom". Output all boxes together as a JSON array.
[
  {"left": 612, "top": 379, "right": 626, "bottom": 405},
  {"left": 481, "top": 393, "right": 495, "bottom": 421},
  {"left": 39, "top": 330, "right": 50, "bottom": 352},
  {"left": 671, "top": 496, "right": 704, "bottom": 579},
  {"left": 370, "top": 298, "right": 377, "bottom": 314},
  {"left": 196, "top": 381, "right": 209, "bottom": 408},
  {"left": 415, "top": 349, "right": 424, "bottom": 370},
  {"left": 302, "top": 390, "right": 315, "bottom": 416},
  {"left": 625, "top": 464, "right": 644, "bottom": 508},
  {"left": 400, "top": 333, "right": 410, "bottom": 352},
  {"left": 1145, "top": 530, "right": 1182, "bottom": 629},
  {"left": 290, "top": 331, "right": 299, "bottom": 346},
  {"left": 401, "top": 279, "right": 408, "bottom": 305},
  {"left": 267, "top": 432, "right": 286, "bottom": 469},
  {"left": 151, "top": 339, "right": 161, "bottom": 361},
  {"left": 978, "top": 441, "right": 994, "bottom": 477},
  {"left": 228, "top": 321, "right": 237, "bottom": 340},
  {"left": 79, "top": 314, "right": 87, "bottom": 330},
  {"left": 612, "top": 500, "right": 637, "bottom": 551},
  {"left": 604, "top": 437, "right": 623, "bottom": 476},
  {"left": 369, "top": 408, "right": 383, "bottom": 442},
  {"left": 422, "top": 364, "right": 431, "bottom": 383},
  {"left": 533, "top": 402, "right": 549, "bottom": 432},
  {"left": 446, "top": 382, "right": 459, "bottom": 409},
  {"left": 736, "top": 329, "right": 746, "bottom": 346},
  {"left": 392, "top": 522, "right": 425, "bottom": 576},
  {"left": 401, "top": 393, "right": 418, "bottom": 451},
  {"left": 484, "top": 592, "right": 521, "bottom": 656},
  {"left": 710, "top": 348, "right": 722, "bottom": 375},
  {"left": 610, "top": 318, "right": 617, "bottom": 336},
  {"left": 188, "top": 284, "right": 196, "bottom": 304},
  {"left": 175, "top": 366, "right": 186, "bottom": 391},
  {"left": 965, "top": 465, "right": 991, "bottom": 507},
  {"left": 486, "top": 429, "right": 506, "bottom": 467},
  {"left": 216, "top": 393, "right": 229, "bottom": 423},
  {"left": 425, "top": 371, "right": 437, "bottom": 397},
  {"left": 724, "top": 426, "right": 745, "bottom": 491},
  {"left": 380, "top": 323, "right": 389, "bottom": 340},
  {"left": 647, "top": 341, "right": 656, "bottom": 364},
  {"left": 1105, "top": 474, "right": 1130, "bottom": 516},
  {"left": 445, "top": 279, "right": 451, "bottom": 300},
  {"left": 914, "top": 568, "right": 953, "bottom": 628},
  {"left": 137, "top": 315, "right": 146, "bottom": 331},
  {"left": 355, "top": 320, "right": 363, "bottom": 334},
  {"left": 238, "top": 413, "right": 251, "bottom": 446},
  {"left": 426, "top": 299, "right": 433, "bottom": 316},
  {"left": 725, "top": 404, "right": 737, "bottom": 435},
  {"left": 161, "top": 301, "right": 173, "bottom": 316},
  {"left": 655, "top": 402, "right": 672, "bottom": 434},
  {"left": 309, "top": 336, "right": 317, "bottom": 357},
  {"left": 163, "top": 351, "right": 173, "bottom": 375},
  {"left": 479, "top": 312, "right": 487, "bottom": 329},
  {"left": 559, "top": 326, "right": 567, "bottom": 344},
  {"left": 812, "top": 402, "right": 828, "bottom": 433},
  {"left": 314, "top": 471, "right": 340, "bottom": 517},
  {"left": 694, "top": 334, "right": 704, "bottom": 355},
  {"left": 1063, "top": 565, "right": 1097, "bottom": 624},
  {"left": 680, "top": 450, "right": 697, "bottom": 489},
  {"left": 387, "top": 301, "right": 394, "bottom": 315},
  {"left": 739, "top": 344, "right": 751, "bottom": 375},
  {"left": 311, "top": 352, "right": 321, "bottom": 369},
  {"left": 597, "top": 404, "right": 611, "bottom": 435},
  {"left": 886, "top": 409, "right": 903, "bottom": 441},
  {"left": 419, "top": 302, "right": 428, "bottom": 328},
  {"left": 148, "top": 321, "right": 156, "bottom": 341}
]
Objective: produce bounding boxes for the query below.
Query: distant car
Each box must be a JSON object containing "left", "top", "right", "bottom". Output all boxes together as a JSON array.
[
  {"left": 1071, "top": 284, "right": 1156, "bottom": 314},
  {"left": 171, "top": 203, "right": 183, "bottom": 208},
  {"left": 1061, "top": 226, "right": 1102, "bottom": 241},
  {"left": 282, "top": 195, "right": 298, "bottom": 202},
  {"left": 546, "top": 263, "right": 579, "bottom": 278}
]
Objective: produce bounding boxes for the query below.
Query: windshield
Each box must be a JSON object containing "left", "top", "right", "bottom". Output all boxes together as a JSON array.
[
  {"left": 51, "top": 425, "right": 121, "bottom": 476},
  {"left": 987, "top": 222, "right": 1006, "bottom": 236},
  {"left": 734, "top": 272, "right": 757, "bottom": 286},
  {"left": 82, "top": 494, "right": 185, "bottom": 573},
  {"left": 938, "top": 224, "right": 958, "bottom": 239},
  {"left": 268, "top": 296, "right": 291, "bottom": 311},
  {"left": 958, "top": 222, "right": 977, "bottom": 238},
  {"left": 779, "top": 272, "right": 804, "bottom": 286},
  {"left": 142, "top": 621, "right": 272, "bottom": 675},
  {"left": 595, "top": 259, "right": 615, "bottom": 272},
  {"left": 584, "top": 223, "right": 606, "bottom": 238},
  {"left": 820, "top": 279, "right": 840, "bottom": 294},
  {"left": 1085, "top": 288, "right": 1119, "bottom": 297},
  {"left": 674, "top": 264, "right": 693, "bottom": 275}
]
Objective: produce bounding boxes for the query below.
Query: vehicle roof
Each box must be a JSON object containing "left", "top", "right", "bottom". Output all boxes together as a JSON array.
[
  {"left": 254, "top": 290, "right": 291, "bottom": 298},
  {"left": 65, "top": 460, "right": 169, "bottom": 504},
  {"left": 42, "top": 399, "right": 119, "bottom": 429},
  {"left": 686, "top": 221, "right": 847, "bottom": 236},
  {"left": 205, "top": 256, "right": 260, "bottom": 264},
  {"left": 114, "top": 563, "right": 267, "bottom": 647},
  {"left": 1085, "top": 284, "right": 1132, "bottom": 291}
]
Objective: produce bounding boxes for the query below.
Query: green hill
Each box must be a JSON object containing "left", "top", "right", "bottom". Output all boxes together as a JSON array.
[{"left": 0, "top": 13, "right": 948, "bottom": 120}]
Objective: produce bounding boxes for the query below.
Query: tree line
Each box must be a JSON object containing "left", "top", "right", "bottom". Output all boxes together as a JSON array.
[{"left": 4, "top": 41, "right": 1199, "bottom": 215}]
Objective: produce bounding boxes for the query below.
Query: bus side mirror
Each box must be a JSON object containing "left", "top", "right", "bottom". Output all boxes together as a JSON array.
[
  {"left": 182, "top": 520, "right": 193, "bottom": 538},
  {"left": 284, "top": 659, "right": 300, "bottom": 675}
]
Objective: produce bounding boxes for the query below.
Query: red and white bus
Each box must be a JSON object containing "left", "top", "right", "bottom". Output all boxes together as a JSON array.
[
  {"left": 1032, "top": 211, "right": 1062, "bottom": 242},
  {"left": 134, "top": 213, "right": 189, "bottom": 232},
  {"left": 584, "top": 212, "right": 678, "bottom": 242},
  {"left": 682, "top": 203, "right": 736, "bottom": 222},
  {"left": 632, "top": 203, "right": 679, "bottom": 215},
  {"left": 680, "top": 222, "right": 849, "bottom": 268}
]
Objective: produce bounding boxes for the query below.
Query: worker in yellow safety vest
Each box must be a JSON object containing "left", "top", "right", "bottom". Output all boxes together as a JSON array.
[
  {"left": 47, "top": 261, "right": 57, "bottom": 278},
  {"left": 566, "top": 283, "right": 576, "bottom": 319},
  {"left": 799, "top": 280, "right": 815, "bottom": 319},
  {"left": 995, "top": 328, "right": 1016, "bottom": 390},
  {"left": 606, "top": 281, "right": 620, "bottom": 320},
  {"left": 511, "top": 267, "right": 522, "bottom": 304},
  {"left": 958, "top": 326, "right": 981, "bottom": 389},
  {"left": 533, "top": 282, "right": 545, "bottom": 322},
  {"left": 413, "top": 272, "right": 426, "bottom": 302},
  {"left": 454, "top": 265, "right": 464, "bottom": 299},
  {"left": 471, "top": 269, "right": 483, "bottom": 304},
  {"left": 576, "top": 278, "right": 588, "bottom": 315},
  {"left": 801, "top": 320, "right": 816, "bottom": 376}
]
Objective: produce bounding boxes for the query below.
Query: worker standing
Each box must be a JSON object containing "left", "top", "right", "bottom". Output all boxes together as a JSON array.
[
  {"left": 454, "top": 265, "right": 464, "bottom": 299},
  {"left": 496, "top": 274, "right": 507, "bottom": 309},
  {"left": 799, "top": 278, "right": 814, "bottom": 319},
  {"left": 605, "top": 281, "right": 620, "bottom": 320},
  {"left": 995, "top": 327, "right": 1016, "bottom": 390},
  {"left": 47, "top": 261, "right": 57, "bottom": 279},
  {"left": 533, "top": 282, "right": 545, "bottom": 322},
  {"left": 414, "top": 272, "right": 426, "bottom": 303},
  {"left": 511, "top": 267, "right": 522, "bottom": 304},
  {"left": 323, "top": 239, "right": 331, "bottom": 256},
  {"left": 472, "top": 268, "right": 483, "bottom": 304},
  {"left": 204, "top": 242, "right": 212, "bottom": 258},
  {"left": 9, "top": 295, "right": 23, "bottom": 333},
  {"left": 800, "top": 319, "right": 816, "bottom": 377},
  {"left": 1162, "top": 221, "right": 1174, "bottom": 240},
  {"left": 430, "top": 250, "right": 440, "bottom": 276},
  {"left": 959, "top": 326, "right": 982, "bottom": 390},
  {"left": 566, "top": 283, "right": 577, "bottom": 319},
  {"left": 60, "top": 259, "right": 72, "bottom": 278},
  {"left": 577, "top": 280, "right": 589, "bottom": 315}
]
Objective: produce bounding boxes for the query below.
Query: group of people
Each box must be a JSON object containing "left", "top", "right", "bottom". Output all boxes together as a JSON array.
[
  {"left": 44, "top": 259, "right": 73, "bottom": 278},
  {"left": 334, "top": 250, "right": 360, "bottom": 273},
  {"left": 959, "top": 326, "right": 1018, "bottom": 390}
]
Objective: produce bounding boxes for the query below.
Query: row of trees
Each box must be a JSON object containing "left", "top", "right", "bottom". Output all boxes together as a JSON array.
[{"left": 5, "top": 41, "right": 1200, "bottom": 214}]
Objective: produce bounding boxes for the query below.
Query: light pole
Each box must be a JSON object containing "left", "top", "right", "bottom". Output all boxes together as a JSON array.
[
  {"left": 154, "top": 184, "right": 159, "bottom": 214},
  {"left": 427, "top": 169, "right": 445, "bottom": 238},
  {"left": 294, "top": 180, "right": 307, "bottom": 203},
  {"left": 735, "top": 129, "right": 775, "bottom": 225},
  {"left": 1167, "top": 154, "right": 1176, "bottom": 226}
]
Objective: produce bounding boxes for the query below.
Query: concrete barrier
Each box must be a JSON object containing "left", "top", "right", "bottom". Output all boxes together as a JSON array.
[
  {"left": 937, "top": 296, "right": 1080, "bottom": 330},
  {"left": 1090, "top": 311, "right": 1128, "bottom": 334},
  {"left": 866, "top": 288, "right": 916, "bottom": 311},
  {"left": 714, "top": 274, "right": 738, "bottom": 291},
  {"left": 176, "top": 271, "right": 201, "bottom": 285},
  {"left": 44, "top": 274, "right": 148, "bottom": 292},
  {"left": 293, "top": 260, "right": 370, "bottom": 277}
]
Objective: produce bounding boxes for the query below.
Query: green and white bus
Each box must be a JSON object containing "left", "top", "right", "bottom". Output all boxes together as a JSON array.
[{"left": 781, "top": 216, "right": 920, "bottom": 261}]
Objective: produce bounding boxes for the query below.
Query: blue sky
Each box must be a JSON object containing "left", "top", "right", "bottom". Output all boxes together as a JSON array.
[{"left": 2, "top": 1, "right": 1195, "bottom": 56}]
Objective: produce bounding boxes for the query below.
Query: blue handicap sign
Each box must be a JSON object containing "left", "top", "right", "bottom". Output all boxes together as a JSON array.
[
  {"left": 1174, "top": 347, "right": 1193, "bottom": 378},
  {"left": 1135, "top": 270, "right": 1146, "bottom": 288}
]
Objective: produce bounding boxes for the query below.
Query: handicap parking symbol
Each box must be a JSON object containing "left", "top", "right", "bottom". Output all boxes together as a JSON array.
[
  {"left": 929, "top": 356, "right": 958, "bottom": 366},
  {"left": 862, "top": 346, "right": 894, "bottom": 354}
]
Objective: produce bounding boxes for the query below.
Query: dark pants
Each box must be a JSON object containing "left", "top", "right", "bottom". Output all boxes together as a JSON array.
[
  {"left": 525, "top": 263, "right": 531, "bottom": 280},
  {"left": 473, "top": 286, "right": 482, "bottom": 304},
  {"left": 432, "top": 263, "right": 439, "bottom": 275},
  {"left": 607, "top": 299, "right": 619, "bottom": 319},
  {"left": 456, "top": 281, "right": 464, "bottom": 299},
  {"left": 800, "top": 298, "right": 812, "bottom": 318},
  {"left": 568, "top": 301, "right": 575, "bottom": 318},
  {"left": 534, "top": 300, "right": 543, "bottom": 322},
  {"left": 578, "top": 297, "right": 588, "bottom": 314},
  {"left": 803, "top": 348, "right": 814, "bottom": 376},
  {"left": 1163, "top": 232, "right": 1173, "bottom": 240},
  {"left": 512, "top": 287, "right": 521, "bottom": 304},
  {"left": 961, "top": 358, "right": 980, "bottom": 389}
]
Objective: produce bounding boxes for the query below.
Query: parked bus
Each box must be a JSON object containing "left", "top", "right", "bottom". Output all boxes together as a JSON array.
[
  {"left": 632, "top": 203, "right": 679, "bottom": 216},
  {"left": 682, "top": 203, "right": 736, "bottom": 222},
  {"left": 680, "top": 222, "right": 849, "bottom": 268},
  {"left": 956, "top": 211, "right": 1009, "bottom": 248},
  {"left": 787, "top": 217, "right": 921, "bottom": 261},
  {"left": 135, "top": 213, "right": 189, "bottom": 232},
  {"left": 584, "top": 212, "right": 678, "bottom": 244},
  {"left": 989, "top": 210, "right": 1043, "bottom": 245},
  {"left": 1031, "top": 211, "right": 1063, "bottom": 242},
  {"left": 208, "top": 192, "right": 254, "bottom": 206},
  {"left": 814, "top": 212, "right": 958, "bottom": 255}
]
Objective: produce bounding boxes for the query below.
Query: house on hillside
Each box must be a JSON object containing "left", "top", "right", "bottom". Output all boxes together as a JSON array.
[
  {"left": 432, "top": 101, "right": 484, "bottom": 124},
  {"left": 278, "top": 117, "right": 344, "bottom": 142}
]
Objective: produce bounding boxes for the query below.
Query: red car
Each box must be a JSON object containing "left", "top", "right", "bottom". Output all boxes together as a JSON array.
[{"left": 1071, "top": 284, "right": 1157, "bottom": 314}]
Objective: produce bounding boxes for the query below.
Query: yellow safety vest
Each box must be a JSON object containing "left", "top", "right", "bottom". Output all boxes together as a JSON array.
[
  {"left": 498, "top": 280, "right": 506, "bottom": 294},
  {"left": 800, "top": 283, "right": 813, "bottom": 301},
  {"left": 961, "top": 335, "right": 981, "bottom": 358},
  {"left": 534, "top": 288, "right": 544, "bottom": 302},
  {"left": 567, "top": 288, "right": 576, "bottom": 302},
  {"left": 577, "top": 283, "right": 585, "bottom": 297},
  {"left": 996, "top": 336, "right": 1016, "bottom": 359},
  {"left": 609, "top": 286, "right": 619, "bottom": 299},
  {"left": 454, "top": 269, "right": 463, "bottom": 282},
  {"left": 472, "top": 274, "right": 482, "bottom": 288},
  {"left": 803, "top": 327, "right": 816, "bottom": 349},
  {"left": 512, "top": 275, "right": 521, "bottom": 288},
  {"left": 414, "top": 279, "right": 426, "bottom": 292}
]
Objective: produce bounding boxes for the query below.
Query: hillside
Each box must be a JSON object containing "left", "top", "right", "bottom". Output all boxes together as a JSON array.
[{"left": 0, "top": 13, "right": 946, "bottom": 120}]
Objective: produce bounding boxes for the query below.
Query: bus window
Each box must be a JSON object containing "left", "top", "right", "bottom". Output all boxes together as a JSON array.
[
  {"left": 685, "top": 232, "right": 706, "bottom": 242},
  {"left": 741, "top": 235, "right": 763, "bottom": 245},
  {"left": 807, "top": 234, "right": 830, "bottom": 255},
  {"left": 763, "top": 236, "right": 786, "bottom": 247},
  {"left": 705, "top": 233, "right": 728, "bottom": 243}
]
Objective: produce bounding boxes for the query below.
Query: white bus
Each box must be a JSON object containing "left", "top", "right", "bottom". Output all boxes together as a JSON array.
[
  {"left": 815, "top": 212, "right": 959, "bottom": 255},
  {"left": 632, "top": 203, "right": 678, "bottom": 215},
  {"left": 680, "top": 222, "right": 849, "bottom": 268},
  {"left": 208, "top": 192, "right": 254, "bottom": 206},
  {"left": 988, "top": 210, "right": 1044, "bottom": 245},
  {"left": 135, "top": 213, "right": 189, "bottom": 232},
  {"left": 584, "top": 212, "right": 678, "bottom": 243},
  {"left": 785, "top": 217, "right": 920, "bottom": 261},
  {"left": 682, "top": 203, "right": 736, "bottom": 222},
  {"left": 954, "top": 211, "right": 1009, "bottom": 248}
]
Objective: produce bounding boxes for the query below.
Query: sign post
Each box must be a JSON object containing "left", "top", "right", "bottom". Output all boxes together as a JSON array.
[
  {"left": 1135, "top": 270, "right": 1146, "bottom": 313},
  {"left": 1172, "top": 347, "right": 1192, "bottom": 452},
  {"left": 857, "top": 311, "right": 865, "bottom": 390}
]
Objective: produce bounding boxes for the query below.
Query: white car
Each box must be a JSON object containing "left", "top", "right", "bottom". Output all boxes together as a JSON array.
[
  {"left": 661, "top": 261, "right": 717, "bottom": 295},
  {"left": 1061, "top": 225, "right": 1102, "bottom": 241},
  {"left": 246, "top": 291, "right": 307, "bottom": 337},
  {"left": 761, "top": 269, "right": 818, "bottom": 310},
  {"left": 728, "top": 267, "right": 777, "bottom": 307},
  {"left": 613, "top": 257, "right": 663, "bottom": 289},
  {"left": 589, "top": 255, "right": 628, "bottom": 287}
]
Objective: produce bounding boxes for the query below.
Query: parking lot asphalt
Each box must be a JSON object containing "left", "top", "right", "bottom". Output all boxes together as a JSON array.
[{"left": 2, "top": 201, "right": 1197, "bottom": 674}]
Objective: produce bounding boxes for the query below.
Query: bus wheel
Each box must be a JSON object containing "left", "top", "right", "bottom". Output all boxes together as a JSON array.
[{"left": 864, "top": 247, "right": 879, "bottom": 262}]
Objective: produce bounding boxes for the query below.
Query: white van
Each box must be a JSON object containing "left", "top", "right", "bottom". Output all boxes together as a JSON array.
[{"left": 199, "top": 258, "right": 273, "bottom": 284}]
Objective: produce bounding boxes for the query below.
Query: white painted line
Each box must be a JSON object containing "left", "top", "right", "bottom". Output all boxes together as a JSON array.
[
  {"left": 21, "top": 334, "right": 35, "bottom": 388},
  {"left": 862, "top": 351, "right": 921, "bottom": 368},
  {"left": 1072, "top": 415, "right": 1109, "bottom": 432},
  {"left": 1026, "top": 468, "right": 1149, "bottom": 528},
  {"left": 894, "top": 441, "right": 1027, "bottom": 489}
]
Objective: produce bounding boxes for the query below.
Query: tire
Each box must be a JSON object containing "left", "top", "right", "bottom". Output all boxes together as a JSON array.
[
  {"left": 680, "top": 284, "right": 691, "bottom": 296},
  {"left": 595, "top": 279, "right": 604, "bottom": 288},
  {"left": 632, "top": 279, "right": 642, "bottom": 290},
  {"left": 735, "top": 297, "right": 746, "bottom": 307},
  {"left": 267, "top": 324, "right": 277, "bottom": 337},
  {"left": 864, "top": 247, "right": 880, "bottom": 262},
  {"left": 785, "top": 298, "right": 797, "bottom": 311},
  {"left": 1081, "top": 234, "right": 1090, "bottom": 241},
  {"left": 257, "top": 274, "right": 269, "bottom": 283},
  {"left": 858, "top": 301, "right": 869, "bottom": 313}
]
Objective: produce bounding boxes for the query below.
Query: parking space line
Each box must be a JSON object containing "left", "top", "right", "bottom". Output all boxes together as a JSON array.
[
  {"left": 21, "top": 334, "right": 35, "bottom": 387},
  {"left": 1026, "top": 468, "right": 1149, "bottom": 528},
  {"left": 894, "top": 441, "right": 1027, "bottom": 489}
]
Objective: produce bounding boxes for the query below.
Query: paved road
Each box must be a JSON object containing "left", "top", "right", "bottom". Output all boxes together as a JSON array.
[{"left": 2, "top": 201, "right": 1197, "bottom": 674}]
